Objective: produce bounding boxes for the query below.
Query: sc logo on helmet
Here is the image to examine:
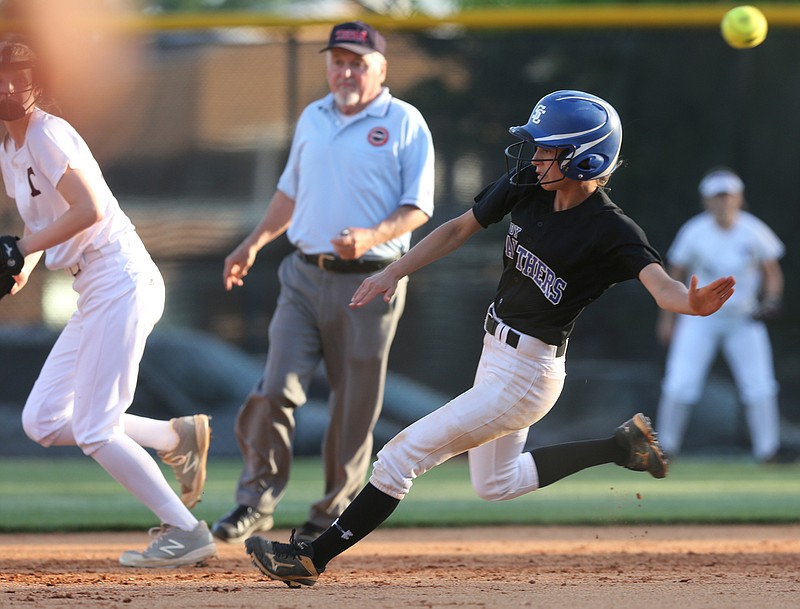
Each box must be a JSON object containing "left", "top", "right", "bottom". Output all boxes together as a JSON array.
[{"left": 529, "top": 104, "right": 547, "bottom": 124}]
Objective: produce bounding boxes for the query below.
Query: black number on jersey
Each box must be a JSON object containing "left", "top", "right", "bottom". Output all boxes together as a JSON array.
[{"left": 27, "top": 167, "right": 41, "bottom": 197}]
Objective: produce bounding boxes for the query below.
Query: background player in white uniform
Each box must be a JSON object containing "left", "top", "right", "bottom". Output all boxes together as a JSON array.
[
  {"left": 243, "top": 90, "right": 736, "bottom": 588},
  {"left": 212, "top": 21, "right": 434, "bottom": 544},
  {"left": 655, "top": 168, "right": 784, "bottom": 462},
  {"left": 0, "top": 41, "right": 215, "bottom": 567}
]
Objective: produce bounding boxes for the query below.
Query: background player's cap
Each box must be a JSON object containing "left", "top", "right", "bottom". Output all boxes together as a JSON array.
[
  {"left": 698, "top": 169, "right": 744, "bottom": 198},
  {"left": 320, "top": 21, "right": 387, "bottom": 56}
]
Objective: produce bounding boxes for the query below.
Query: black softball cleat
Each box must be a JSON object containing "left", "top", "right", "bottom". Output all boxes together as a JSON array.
[
  {"left": 614, "top": 413, "right": 669, "bottom": 479},
  {"left": 245, "top": 530, "right": 322, "bottom": 588}
]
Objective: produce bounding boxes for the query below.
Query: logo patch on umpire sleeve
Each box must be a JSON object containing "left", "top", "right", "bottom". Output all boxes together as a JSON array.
[{"left": 367, "top": 127, "right": 389, "bottom": 146}]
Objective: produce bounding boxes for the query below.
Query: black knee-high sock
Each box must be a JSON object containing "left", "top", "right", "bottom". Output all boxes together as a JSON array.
[
  {"left": 310, "top": 483, "right": 400, "bottom": 569},
  {"left": 530, "top": 437, "right": 626, "bottom": 488}
]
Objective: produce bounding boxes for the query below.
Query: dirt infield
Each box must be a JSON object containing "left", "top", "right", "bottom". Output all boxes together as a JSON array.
[{"left": 2, "top": 525, "right": 799, "bottom": 608}]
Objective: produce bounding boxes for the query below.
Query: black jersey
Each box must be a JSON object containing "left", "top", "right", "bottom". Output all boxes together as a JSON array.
[{"left": 472, "top": 173, "right": 662, "bottom": 346}]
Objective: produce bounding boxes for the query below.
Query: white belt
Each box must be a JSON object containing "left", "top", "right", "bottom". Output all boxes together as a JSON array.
[{"left": 66, "top": 235, "right": 132, "bottom": 277}]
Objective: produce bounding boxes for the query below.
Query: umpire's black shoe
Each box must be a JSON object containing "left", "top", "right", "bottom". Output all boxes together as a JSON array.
[
  {"left": 294, "top": 521, "right": 327, "bottom": 543},
  {"left": 614, "top": 413, "right": 669, "bottom": 479},
  {"left": 245, "top": 530, "right": 323, "bottom": 588},
  {"left": 211, "top": 505, "right": 274, "bottom": 543}
]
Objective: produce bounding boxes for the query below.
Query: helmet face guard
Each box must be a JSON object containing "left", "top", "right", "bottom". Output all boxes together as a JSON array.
[
  {"left": 0, "top": 42, "right": 41, "bottom": 122},
  {"left": 504, "top": 90, "right": 622, "bottom": 186},
  {"left": 0, "top": 83, "right": 36, "bottom": 121},
  {"left": 504, "top": 140, "right": 573, "bottom": 186}
]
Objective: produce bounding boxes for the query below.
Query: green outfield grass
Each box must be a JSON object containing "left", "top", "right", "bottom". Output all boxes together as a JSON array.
[{"left": 0, "top": 456, "right": 798, "bottom": 532}]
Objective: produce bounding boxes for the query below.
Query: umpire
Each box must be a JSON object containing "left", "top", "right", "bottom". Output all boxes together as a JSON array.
[{"left": 213, "top": 21, "right": 435, "bottom": 543}]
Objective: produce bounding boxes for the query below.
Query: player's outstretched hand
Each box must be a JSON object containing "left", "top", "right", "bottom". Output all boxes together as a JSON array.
[
  {"left": 688, "top": 274, "right": 736, "bottom": 316},
  {"left": 350, "top": 268, "right": 399, "bottom": 308}
]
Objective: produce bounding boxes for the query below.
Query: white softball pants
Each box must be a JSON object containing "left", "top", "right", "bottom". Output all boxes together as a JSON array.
[
  {"left": 370, "top": 315, "right": 566, "bottom": 501},
  {"left": 21, "top": 232, "right": 165, "bottom": 455},
  {"left": 19, "top": 234, "right": 204, "bottom": 530},
  {"left": 657, "top": 313, "right": 779, "bottom": 460}
]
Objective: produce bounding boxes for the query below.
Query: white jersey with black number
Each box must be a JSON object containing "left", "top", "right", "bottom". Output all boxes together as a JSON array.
[{"left": 0, "top": 108, "right": 134, "bottom": 270}]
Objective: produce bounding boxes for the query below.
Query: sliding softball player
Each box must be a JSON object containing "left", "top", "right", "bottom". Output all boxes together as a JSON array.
[{"left": 243, "top": 90, "right": 736, "bottom": 587}]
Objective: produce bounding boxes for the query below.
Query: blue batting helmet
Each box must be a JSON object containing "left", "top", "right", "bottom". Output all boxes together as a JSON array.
[{"left": 505, "top": 90, "right": 622, "bottom": 183}]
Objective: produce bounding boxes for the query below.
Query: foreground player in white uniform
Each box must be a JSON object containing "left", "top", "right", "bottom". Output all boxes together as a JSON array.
[
  {"left": 243, "top": 90, "right": 736, "bottom": 587},
  {"left": 655, "top": 168, "right": 784, "bottom": 462},
  {"left": 0, "top": 41, "right": 216, "bottom": 567}
]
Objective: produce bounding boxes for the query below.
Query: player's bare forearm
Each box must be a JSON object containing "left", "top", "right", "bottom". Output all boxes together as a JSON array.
[
  {"left": 654, "top": 264, "right": 684, "bottom": 345},
  {"left": 18, "top": 170, "right": 104, "bottom": 257},
  {"left": 18, "top": 208, "right": 99, "bottom": 257},
  {"left": 18, "top": 168, "right": 111, "bottom": 256},
  {"left": 350, "top": 210, "right": 483, "bottom": 307},
  {"left": 639, "top": 262, "right": 735, "bottom": 316},
  {"left": 16, "top": 249, "right": 44, "bottom": 290}
]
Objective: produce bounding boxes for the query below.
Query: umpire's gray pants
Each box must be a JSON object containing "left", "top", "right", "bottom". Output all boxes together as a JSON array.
[{"left": 234, "top": 252, "right": 407, "bottom": 528}]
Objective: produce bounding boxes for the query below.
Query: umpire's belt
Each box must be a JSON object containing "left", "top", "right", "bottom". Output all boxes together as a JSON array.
[
  {"left": 297, "top": 251, "right": 398, "bottom": 274},
  {"left": 484, "top": 314, "right": 567, "bottom": 358}
]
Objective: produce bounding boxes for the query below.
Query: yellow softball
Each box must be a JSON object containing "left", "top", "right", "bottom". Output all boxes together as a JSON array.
[{"left": 721, "top": 5, "right": 768, "bottom": 49}]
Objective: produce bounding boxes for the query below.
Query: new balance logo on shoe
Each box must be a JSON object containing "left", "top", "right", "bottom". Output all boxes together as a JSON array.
[
  {"left": 178, "top": 452, "right": 199, "bottom": 474},
  {"left": 158, "top": 538, "right": 187, "bottom": 557},
  {"left": 158, "top": 415, "right": 211, "bottom": 509},
  {"left": 119, "top": 522, "right": 217, "bottom": 568}
]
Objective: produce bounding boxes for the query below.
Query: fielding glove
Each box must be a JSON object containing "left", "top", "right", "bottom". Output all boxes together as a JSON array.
[{"left": 0, "top": 235, "right": 23, "bottom": 275}]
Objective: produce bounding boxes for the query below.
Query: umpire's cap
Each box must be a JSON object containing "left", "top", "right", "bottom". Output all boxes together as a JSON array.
[{"left": 320, "top": 21, "right": 387, "bottom": 56}]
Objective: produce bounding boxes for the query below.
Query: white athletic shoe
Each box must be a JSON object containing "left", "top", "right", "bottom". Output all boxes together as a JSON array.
[
  {"left": 158, "top": 414, "right": 211, "bottom": 509},
  {"left": 119, "top": 521, "right": 217, "bottom": 568}
]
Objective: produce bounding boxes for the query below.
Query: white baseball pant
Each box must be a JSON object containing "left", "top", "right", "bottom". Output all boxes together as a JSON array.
[
  {"left": 370, "top": 313, "right": 566, "bottom": 501},
  {"left": 22, "top": 232, "right": 165, "bottom": 453},
  {"left": 657, "top": 313, "right": 779, "bottom": 460}
]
